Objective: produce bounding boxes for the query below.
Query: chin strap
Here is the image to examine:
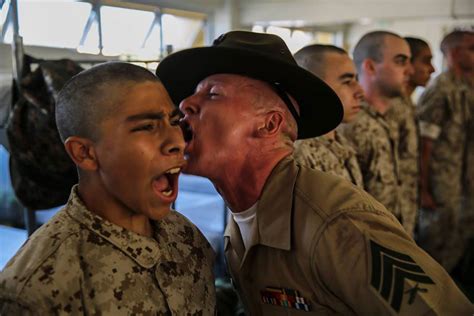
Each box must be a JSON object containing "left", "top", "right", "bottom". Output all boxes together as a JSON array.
[{"left": 272, "top": 82, "right": 300, "bottom": 124}]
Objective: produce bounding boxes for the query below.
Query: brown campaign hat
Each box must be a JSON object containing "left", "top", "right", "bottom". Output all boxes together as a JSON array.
[{"left": 156, "top": 30, "right": 343, "bottom": 139}]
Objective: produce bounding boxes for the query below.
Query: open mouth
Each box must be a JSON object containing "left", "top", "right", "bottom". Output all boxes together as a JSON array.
[
  {"left": 152, "top": 167, "right": 181, "bottom": 201},
  {"left": 180, "top": 120, "right": 193, "bottom": 143}
]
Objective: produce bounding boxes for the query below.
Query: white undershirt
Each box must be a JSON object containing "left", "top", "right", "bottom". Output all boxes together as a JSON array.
[{"left": 230, "top": 202, "right": 258, "bottom": 251}]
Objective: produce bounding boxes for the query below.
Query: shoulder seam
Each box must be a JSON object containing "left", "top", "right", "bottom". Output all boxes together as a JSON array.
[{"left": 14, "top": 230, "right": 80, "bottom": 299}]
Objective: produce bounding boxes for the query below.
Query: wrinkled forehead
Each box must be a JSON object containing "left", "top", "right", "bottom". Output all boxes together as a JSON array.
[{"left": 196, "top": 73, "right": 274, "bottom": 93}]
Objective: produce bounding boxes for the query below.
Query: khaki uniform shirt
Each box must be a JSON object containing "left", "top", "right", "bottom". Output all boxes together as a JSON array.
[
  {"left": 0, "top": 186, "right": 216, "bottom": 315},
  {"left": 341, "top": 105, "right": 402, "bottom": 220},
  {"left": 293, "top": 131, "right": 364, "bottom": 188},
  {"left": 224, "top": 157, "right": 473, "bottom": 315},
  {"left": 418, "top": 71, "right": 474, "bottom": 217},
  {"left": 385, "top": 96, "right": 419, "bottom": 237}
]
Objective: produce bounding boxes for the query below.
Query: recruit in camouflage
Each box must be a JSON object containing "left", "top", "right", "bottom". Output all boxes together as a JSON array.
[
  {"left": 293, "top": 131, "right": 364, "bottom": 188},
  {"left": 385, "top": 96, "right": 419, "bottom": 237},
  {"left": 417, "top": 70, "right": 474, "bottom": 272},
  {"left": 0, "top": 186, "right": 216, "bottom": 315},
  {"left": 341, "top": 104, "right": 404, "bottom": 224}
]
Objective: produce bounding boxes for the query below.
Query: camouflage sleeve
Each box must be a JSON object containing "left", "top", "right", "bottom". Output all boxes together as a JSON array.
[
  {"left": 312, "top": 211, "right": 474, "bottom": 315},
  {"left": 342, "top": 123, "right": 372, "bottom": 176},
  {"left": 417, "top": 86, "right": 448, "bottom": 140},
  {"left": 0, "top": 299, "right": 36, "bottom": 315}
]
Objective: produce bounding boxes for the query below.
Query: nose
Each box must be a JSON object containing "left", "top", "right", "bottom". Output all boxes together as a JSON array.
[
  {"left": 354, "top": 81, "right": 365, "bottom": 101},
  {"left": 161, "top": 125, "right": 185, "bottom": 157},
  {"left": 429, "top": 63, "right": 435, "bottom": 74},
  {"left": 406, "top": 63, "right": 415, "bottom": 77},
  {"left": 179, "top": 94, "right": 200, "bottom": 116}
]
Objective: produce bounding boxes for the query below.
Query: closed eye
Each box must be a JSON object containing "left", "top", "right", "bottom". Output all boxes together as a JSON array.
[{"left": 131, "top": 123, "right": 155, "bottom": 132}]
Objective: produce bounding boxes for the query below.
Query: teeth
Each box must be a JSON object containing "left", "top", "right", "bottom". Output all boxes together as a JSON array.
[
  {"left": 166, "top": 167, "right": 181, "bottom": 175},
  {"left": 162, "top": 190, "right": 172, "bottom": 196}
]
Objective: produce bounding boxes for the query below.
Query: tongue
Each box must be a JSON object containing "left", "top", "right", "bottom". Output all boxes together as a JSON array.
[{"left": 153, "top": 174, "right": 170, "bottom": 192}]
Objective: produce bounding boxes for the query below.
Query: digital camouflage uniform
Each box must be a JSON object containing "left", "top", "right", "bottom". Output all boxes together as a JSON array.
[
  {"left": 293, "top": 131, "right": 364, "bottom": 188},
  {"left": 385, "top": 96, "right": 419, "bottom": 237},
  {"left": 224, "top": 157, "right": 473, "bottom": 315},
  {"left": 417, "top": 71, "right": 474, "bottom": 272},
  {"left": 341, "top": 105, "right": 404, "bottom": 226},
  {"left": 0, "top": 186, "right": 216, "bottom": 315}
]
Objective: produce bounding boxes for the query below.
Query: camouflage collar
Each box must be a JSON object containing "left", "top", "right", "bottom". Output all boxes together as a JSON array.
[
  {"left": 322, "top": 132, "right": 356, "bottom": 161},
  {"left": 361, "top": 104, "right": 391, "bottom": 131},
  {"left": 445, "top": 70, "right": 473, "bottom": 88},
  {"left": 362, "top": 102, "right": 384, "bottom": 119},
  {"left": 66, "top": 185, "right": 171, "bottom": 268}
]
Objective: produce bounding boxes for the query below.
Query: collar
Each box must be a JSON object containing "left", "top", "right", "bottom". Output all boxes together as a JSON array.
[
  {"left": 325, "top": 132, "right": 355, "bottom": 161},
  {"left": 224, "top": 156, "right": 297, "bottom": 253},
  {"left": 445, "top": 69, "right": 473, "bottom": 88},
  {"left": 361, "top": 103, "right": 391, "bottom": 132},
  {"left": 362, "top": 102, "right": 383, "bottom": 119},
  {"left": 66, "top": 185, "right": 166, "bottom": 269}
]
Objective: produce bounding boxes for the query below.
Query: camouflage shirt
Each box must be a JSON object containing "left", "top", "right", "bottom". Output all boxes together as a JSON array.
[
  {"left": 293, "top": 132, "right": 364, "bottom": 188},
  {"left": 0, "top": 186, "right": 216, "bottom": 315},
  {"left": 417, "top": 71, "right": 474, "bottom": 270},
  {"left": 417, "top": 71, "right": 474, "bottom": 210},
  {"left": 341, "top": 104, "right": 402, "bottom": 220},
  {"left": 385, "top": 96, "right": 419, "bottom": 237}
]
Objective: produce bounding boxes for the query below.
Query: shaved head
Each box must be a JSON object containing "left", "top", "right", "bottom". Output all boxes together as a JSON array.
[
  {"left": 353, "top": 30, "right": 402, "bottom": 73},
  {"left": 440, "top": 30, "right": 474, "bottom": 55},
  {"left": 56, "top": 62, "right": 158, "bottom": 142},
  {"left": 294, "top": 44, "right": 347, "bottom": 79},
  {"left": 405, "top": 37, "right": 430, "bottom": 61}
]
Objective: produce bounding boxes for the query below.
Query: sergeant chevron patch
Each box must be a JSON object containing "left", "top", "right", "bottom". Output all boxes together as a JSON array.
[{"left": 369, "top": 240, "right": 435, "bottom": 312}]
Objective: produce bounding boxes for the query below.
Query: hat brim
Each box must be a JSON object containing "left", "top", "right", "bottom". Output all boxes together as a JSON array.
[{"left": 156, "top": 46, "right": 343, "bottom": 139}]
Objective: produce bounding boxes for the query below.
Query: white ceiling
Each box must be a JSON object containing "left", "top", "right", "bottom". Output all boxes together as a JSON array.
[
  {"left": 97, "top": 0, "right": 474, "bottom": 28},
  {"left": 239, "top": 0, "right": 474, "bottom": 27}
]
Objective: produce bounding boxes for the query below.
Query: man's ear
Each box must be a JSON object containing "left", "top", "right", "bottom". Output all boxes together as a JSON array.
[
  {"left": 256, "top": 111, "right": 284, "bottom": 138},
  {"left": 64, "top": 136, "right": 98, "bottom": 171},
  {"left": 362, "top": 58, "right": 376, "bottom": 76}
]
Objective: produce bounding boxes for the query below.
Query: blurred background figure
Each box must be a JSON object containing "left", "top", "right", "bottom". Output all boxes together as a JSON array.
[
  {"left": 384, "top": 37, "right": 435, "bottom": 238},
  {"left": 342, "top": 31, "right": 412, "bottom": 233},
  {"left": 293, "top": 44, "right": 364, "bottom": 188},
  {"left": 417, "top": 30, "right": 474, "bottom": 280},
  {"left": 405, "top": 37, "right": 436, "bottom": 96}
]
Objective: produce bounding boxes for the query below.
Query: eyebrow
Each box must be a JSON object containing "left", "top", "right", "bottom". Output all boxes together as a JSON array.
[
  {"left": 394, "top": 54, "right": 409, "bottom": 61},
  {"left": 338, "top": 73, "right": 356, "bottom": 81},
  {"left": 126, "top": 109, "right": 181, "bottom": 122}
]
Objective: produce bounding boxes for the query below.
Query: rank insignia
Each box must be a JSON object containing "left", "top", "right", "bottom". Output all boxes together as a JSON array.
[
  {"left": 261, "top": 287, "right": 311, "bottom": 311},
  {"left": 369, "top": 239, "right": 435, "bottom": 312}
]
